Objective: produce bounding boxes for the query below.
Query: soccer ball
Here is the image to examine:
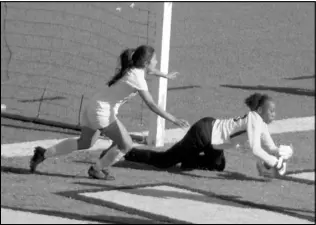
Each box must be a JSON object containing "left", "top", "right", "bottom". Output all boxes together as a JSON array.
[{"left": 256, "top": 160, "right": 287, "bottom": 178}]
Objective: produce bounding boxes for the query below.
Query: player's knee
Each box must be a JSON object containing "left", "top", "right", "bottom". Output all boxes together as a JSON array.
[
  {"left": 118, "top": 140, "right": 133, "bottom": 154},
  {"left": 214, "top": 151, "right": 226, "bottom": 171}
]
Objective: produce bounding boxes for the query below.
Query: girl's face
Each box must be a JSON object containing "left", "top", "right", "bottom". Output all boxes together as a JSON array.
[
  {"left": 146, "top": 53, "right": 158, "bottom": 71},
  {"left": 258, "top": 100, "right": 276, "bottom": 124}
]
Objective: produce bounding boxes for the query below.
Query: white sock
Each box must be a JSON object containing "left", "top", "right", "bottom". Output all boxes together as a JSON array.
[
  {"left": 94, "top": 146, "right": 125, "bottom": 171},
  {"left": 45, "top": 138, "right": 78, "bottom": 158}
]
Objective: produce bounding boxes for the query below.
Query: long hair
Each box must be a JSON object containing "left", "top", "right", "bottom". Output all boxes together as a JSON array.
[
  {"left": 107, "top": 48, "right": 135, "bottom": 87},
  {"left": 244, "top": 93, "right": 272, "bottom": 111},
  {"left": 107, "top": 45, "right": 155, "bottom": 87}
]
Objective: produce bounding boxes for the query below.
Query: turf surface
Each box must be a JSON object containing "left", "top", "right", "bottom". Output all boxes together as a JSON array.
[{"left": 1, "top": 2, "right": 314, "bottom": 224}]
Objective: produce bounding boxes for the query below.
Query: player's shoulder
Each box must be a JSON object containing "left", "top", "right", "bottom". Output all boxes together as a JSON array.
[
  {"left": 123, "top": 68, "right": 145, "bottom": 83},
  {"left": 128, "top": 68, "right": 145, "bottom": 78},
  {"left": 247, "top": 111, "right": 262, "bottom": 120},
  {"left": 122, "top": 68, "right": 148, "bottom": 91},
  {"left": 247, "top": 111, "right": 264, "bottom": 126}
]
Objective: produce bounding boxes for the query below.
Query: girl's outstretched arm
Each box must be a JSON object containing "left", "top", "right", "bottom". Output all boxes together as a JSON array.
[
  {"left": 247, "top": 112, "right": 279, "bottom": 167},
  {"left": 138, "top": 89, "right": 189, "bottom": 129},
  {"left": 261, "top": 124, "right": 279, "bottom": 155},
  {"left": 147, "top": 68, "right": 179, "bottom": 80}
]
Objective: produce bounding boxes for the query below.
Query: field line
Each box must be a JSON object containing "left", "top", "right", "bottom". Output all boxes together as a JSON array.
[{"left": 1, "top": 116, "right": 314, "bottom": 158}]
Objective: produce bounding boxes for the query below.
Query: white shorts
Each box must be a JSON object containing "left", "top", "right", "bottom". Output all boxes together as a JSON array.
[{"left": 80, "top": 101, "right": 117, "bottom": 130}]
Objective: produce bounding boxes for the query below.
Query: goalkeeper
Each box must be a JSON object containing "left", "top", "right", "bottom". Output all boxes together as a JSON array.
[{"left": 121, "top": 93, "right": 293, "bottom": 174}]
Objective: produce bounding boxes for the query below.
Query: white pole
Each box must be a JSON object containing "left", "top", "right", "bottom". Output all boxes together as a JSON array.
[{"left": 147, "top": 2, "right": 173, "bottom": 147}]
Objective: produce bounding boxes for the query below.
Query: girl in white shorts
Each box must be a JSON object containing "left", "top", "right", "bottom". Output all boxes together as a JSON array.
[{"left": 30, "top": 45, "right": 189, "bottom": 180}]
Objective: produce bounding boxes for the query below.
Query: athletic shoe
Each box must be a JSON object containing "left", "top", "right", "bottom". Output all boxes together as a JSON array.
[
  {"left": 88, "top": 166, "right": 115, "bottom": 180},
  {"left": 101, "top": 168, "right": 116, "bottom": 180},
  {"left": 30, "top": 146, "right": 46, "bottom": 173}
]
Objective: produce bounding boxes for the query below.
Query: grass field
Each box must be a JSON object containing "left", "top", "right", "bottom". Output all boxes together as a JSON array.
[
  {"left": 1, "top": 2, "right": 315, "bottom": 224},
  {"left": 1, "top": 116, "right": 315, "bottom": 223}
]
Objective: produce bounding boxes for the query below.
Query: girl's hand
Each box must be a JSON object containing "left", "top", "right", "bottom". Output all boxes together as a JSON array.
[
  {"left": 173, "top": 118, "right": 190, "bottom": 129},
  {"left": 166, "top": 72, "right": 179, "bottom": 80}
]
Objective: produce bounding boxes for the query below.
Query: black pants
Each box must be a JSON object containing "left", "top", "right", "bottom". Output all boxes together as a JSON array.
[{"left": 124, "top": 117, "right": 226, "bottom": 171}]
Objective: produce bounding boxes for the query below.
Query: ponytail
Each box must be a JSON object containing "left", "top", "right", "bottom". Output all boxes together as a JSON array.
[
  {"left": 107, "top": 48, "right": 135, "bottom": 87},
  {"left": 244, "top": 93, "right": 272, "bottom": 111},
  {"left": 107, "top": 45, "right": 155, "bottom": 87}
]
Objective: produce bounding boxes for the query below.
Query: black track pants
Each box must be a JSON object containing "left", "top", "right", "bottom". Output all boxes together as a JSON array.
[{"left": 124, "top": 117, "right": 226, "bottom": 171}]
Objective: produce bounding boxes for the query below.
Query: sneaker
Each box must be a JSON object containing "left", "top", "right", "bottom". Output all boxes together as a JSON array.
[
  {"left": 88, "top": 166, "right": 115, "bottom": 180},
  {"left": 101, "top": 169, "right": 115, "bottom": 180},
  {"left": 30, "top": 146, "right": 46, "bottom": 173}
]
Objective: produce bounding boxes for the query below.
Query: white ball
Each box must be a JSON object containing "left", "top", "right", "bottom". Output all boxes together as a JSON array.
[{"left": 279, "top": 145, "right": 293, "bottom": 160}]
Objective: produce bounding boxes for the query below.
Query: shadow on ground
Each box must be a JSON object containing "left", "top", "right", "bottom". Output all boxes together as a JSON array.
[
  {"left": 283, "top": 75, "right": 314, "bottom": 81},
  {"left": 1, "top": 164, "right": 314, "bottom": 223},
  {"left": 1, "top": 165, "right": 89, "bottom": 180},
  {"left": 60, "top": 181, "right": 315, "bottom": 223},
  {"left": 73, "top": 159, "right": 270, "bottom": 183},
  {"left": 1, "top": 206, "right": 156, "bottom": 224},
  {"left": 168, "top": 85, "right": 201, "bottom": 91},
  {"left": 1, "top": 123, "right": 79, "bottom": 136}
]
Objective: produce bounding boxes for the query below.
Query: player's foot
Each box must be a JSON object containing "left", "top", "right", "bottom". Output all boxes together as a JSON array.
[
  {"left": 30, "top": 146, "right": 46, "bottom": 173},
  {"left": 88, "top": 166, "right": 115, "bottom": 180},
  {"left": 101, "top": 168, "right": 115, "bottom": 180}
]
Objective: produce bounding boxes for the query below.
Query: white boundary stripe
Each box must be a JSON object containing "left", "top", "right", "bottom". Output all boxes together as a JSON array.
[
  {"left": 268, "top": 116, "right": 315, "bottom": 134},
  {"left": 0, "top": 208, "right": 100, "bottom": 224},
  {"left": 287, "top": 172, "right": 315, "bottom": 181},
  {"left": 0, "top": 139, "right": 144, "bottom": 158},
  {"left": 1, "top": 104, "right": 6, "bottom": 111},
  {"left": 1, "top": 116, "right": 314, "bottom": 158},
  {"left": 81, "top": 185, "right": 312, "bottom": 224}
]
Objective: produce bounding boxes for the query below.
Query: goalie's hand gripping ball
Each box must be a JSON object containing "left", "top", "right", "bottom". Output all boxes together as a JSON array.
[
  {"left": 278, "top": 144, "right": 293, "bottom": 160},
  {"left": 256, "top": 156, "right": 287, "bottom": 178}
]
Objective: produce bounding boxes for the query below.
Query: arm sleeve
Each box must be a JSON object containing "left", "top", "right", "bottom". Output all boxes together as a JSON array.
[
  {"left": 124, "top": 69, "right": 148, "bottom": 91},
  {"left": 247, "top": 112, "right": 278, "bottom": 167},
  {"left": 261, "top": 123, "right": 279, "bottom": 154}
]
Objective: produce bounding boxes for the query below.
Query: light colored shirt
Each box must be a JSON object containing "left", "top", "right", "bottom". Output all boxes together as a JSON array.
[
  {"left": 89, "top": 68, "right": 148, "bottom": 119},
  {"left": 211, "top": 111, "right": 277, "bottom": 151}
]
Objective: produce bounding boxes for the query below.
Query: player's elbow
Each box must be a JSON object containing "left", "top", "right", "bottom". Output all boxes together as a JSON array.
[{"left": 252, "top": 146, "right": 263, "bottom": 158}]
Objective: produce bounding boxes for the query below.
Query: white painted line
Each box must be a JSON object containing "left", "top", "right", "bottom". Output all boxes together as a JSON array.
[
  {"left": 1, "top": 138, "right": 112, "bottom": 158},
  {"left": 268, "top": 116, "right": 315, "bottom": 134},
  {"left": 1, "top": 104, "right": 6, "bottom": 112},
  {"left": 81, "top": 185, "right": 312, "bottom": 224},
  {"left": 0, "top": 138, "right": 143, "bottom": 158},
  {"left": 287, "top": 172, "right": 315, "bottom": 181},
  {"left": 1, "top": 208, "right": 98, "bottom": 224},
  {"left": 1, "top": 116, "right": 314, "bottom": 158}
]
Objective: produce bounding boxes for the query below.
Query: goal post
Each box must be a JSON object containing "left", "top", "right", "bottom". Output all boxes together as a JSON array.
[{"left": 147, "top": 2, "right": 173, "bottom": 147}]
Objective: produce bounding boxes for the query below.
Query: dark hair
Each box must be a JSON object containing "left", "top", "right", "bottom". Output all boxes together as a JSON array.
[
  {"left": 244, "top": 93, "right": 273, "bottom": 111},
  {"left": 107, "top": 45, "right": 155, "bottom": 87}
]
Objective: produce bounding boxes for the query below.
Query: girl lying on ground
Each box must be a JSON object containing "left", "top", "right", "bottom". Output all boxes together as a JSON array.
[{"left": 119, "top": 93, "right": 293, "bottom": 175}]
